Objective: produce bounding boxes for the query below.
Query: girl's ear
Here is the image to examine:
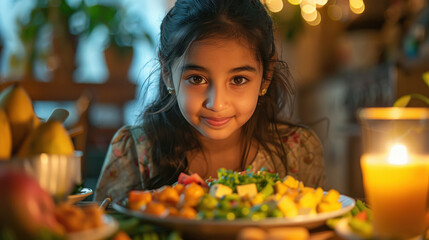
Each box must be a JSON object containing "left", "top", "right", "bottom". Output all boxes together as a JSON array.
[
  {"left": 159, "top": 53, "right": 173, "bottom": 89},
  {"left": 260, "top": 59, "right": 276, "bottom": 96},
  {"left": 162, "top": 67, "right": 175, "bottom": 94},
  {"left": 162, "top": 66, "right": 172, "bottom": 88}
]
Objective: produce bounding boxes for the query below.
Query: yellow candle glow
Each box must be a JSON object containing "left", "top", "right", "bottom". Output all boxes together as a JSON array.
[{"left": 361, "top": 144, "right": 429, "bottom": 239}]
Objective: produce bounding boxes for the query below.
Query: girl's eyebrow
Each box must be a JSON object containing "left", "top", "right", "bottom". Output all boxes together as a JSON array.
[
  {"left": 181, "top": 64, "right": 206, "bottom": 72},
  {"left": 181, "top": 64, "right": 258, "bottom": 73}
]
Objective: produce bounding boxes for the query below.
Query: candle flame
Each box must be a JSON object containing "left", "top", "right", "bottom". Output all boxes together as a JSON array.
[{"left": 388, "top": 144, "right": 408, "bottom": 165}]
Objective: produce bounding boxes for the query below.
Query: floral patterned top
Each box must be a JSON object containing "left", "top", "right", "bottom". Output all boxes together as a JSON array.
[{"left": 94, "top": 124, "right": 325, "bottom": 202}]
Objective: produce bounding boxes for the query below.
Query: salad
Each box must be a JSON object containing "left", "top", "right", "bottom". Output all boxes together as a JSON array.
[
  {"left": 125, "top": 167, "right": 343, "bottom": 221},
  {"left": 327, "top": 199, "right": 372, "bottom": 239}
]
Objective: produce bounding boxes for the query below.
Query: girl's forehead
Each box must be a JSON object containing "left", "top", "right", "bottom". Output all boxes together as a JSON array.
[{"left": 173, "top": 36, "right": 260, "bottom": 67}]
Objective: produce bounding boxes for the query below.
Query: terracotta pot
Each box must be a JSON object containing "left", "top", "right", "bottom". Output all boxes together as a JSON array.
[{"left": 104, "top": 46, "right": 133, "bottom": 80}]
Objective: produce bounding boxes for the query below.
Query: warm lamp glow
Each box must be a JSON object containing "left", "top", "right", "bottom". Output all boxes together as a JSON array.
[{"left": 388, "top": 144, "right": 409, "bottom": 165}]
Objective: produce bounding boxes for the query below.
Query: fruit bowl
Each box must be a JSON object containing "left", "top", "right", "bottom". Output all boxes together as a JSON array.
[{"left": 8, "top": 151, "right": 82, "bottom": 201}]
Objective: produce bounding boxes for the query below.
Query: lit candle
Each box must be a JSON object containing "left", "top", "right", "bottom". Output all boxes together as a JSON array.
[{"left": 361, "top": 144, "right": 429, "bottom": 239}]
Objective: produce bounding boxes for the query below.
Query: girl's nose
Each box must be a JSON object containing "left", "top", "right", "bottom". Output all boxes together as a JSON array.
[{"left": 204, "top": 84, "right": 227, "bottom": 111}]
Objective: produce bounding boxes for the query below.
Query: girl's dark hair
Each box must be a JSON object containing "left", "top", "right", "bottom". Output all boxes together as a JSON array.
[{"left": 140, "top": 0, "right": 295, "bottom": 189}]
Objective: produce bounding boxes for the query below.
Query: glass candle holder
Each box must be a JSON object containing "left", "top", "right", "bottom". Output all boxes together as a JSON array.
[
  {"left": 10, "top": 151, "right": 82, "bottom": 202},
  {"left": 358, "top": 107, "right": 429, "bottom": 239}
]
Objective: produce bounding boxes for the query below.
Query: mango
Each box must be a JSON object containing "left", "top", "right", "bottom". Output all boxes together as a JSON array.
[
  {"left": 0, "top": 84, "right": 35, "bottom": 154},
  {"left": 0, "top": 109, "right": 12, "bottom": 159},
  {"left": 17, "top": 120, "right": 75, "bottom": 157}
]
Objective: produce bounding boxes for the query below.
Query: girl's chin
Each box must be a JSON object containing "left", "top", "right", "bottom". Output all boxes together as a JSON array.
[{"left": 197, "top": 127, "right": 241, "bottom": 141}]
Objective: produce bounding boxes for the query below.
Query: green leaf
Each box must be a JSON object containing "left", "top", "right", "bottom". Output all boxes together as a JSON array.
[
  {"left": 423, "top": 71, "right": 429, "bottom": 88},
  {"left": 409, "top": 93, "right": 429, "bottom": 105},
  {"left": 393, "top": 95, "right": 411, "bottom": 107}
]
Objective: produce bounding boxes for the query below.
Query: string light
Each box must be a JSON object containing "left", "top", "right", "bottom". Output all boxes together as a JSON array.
[
  {"left": 288, "top": 0, "right": 302, "bottom": 6},
  {"left": 307, "top": 10, "right": 322, "bottom": 26},
  {"left": 349, "top": 0, "right": 365, "bottom": 14},
  {"left": 262, "top": 0, "right": 365, "bottom": 26},
  {"left": 328, "top": 4, "right": 343, "bottom": 21},
  {"left": 316, "top": 0, "right": 328, "bottom": 7},
  {"left": 265, "top": 0, "right": 284, "bottom": 13}
]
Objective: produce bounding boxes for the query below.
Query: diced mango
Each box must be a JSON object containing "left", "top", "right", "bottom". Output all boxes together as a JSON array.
[
  {"left": 285, "top": 188, "right": 299, "bottom": 199},
  {"left": 317, "top": 201, "right": 342, "bottom": 213},
  {"left": 250, "top": 193, "right": 264, "bottom": 206},
  {"left": 144, "top": 202, "right": 166, "bottom": 216},
  {"left": 277, "top": 196, "right": 298, "bottom": 217},
  {"left": 179, "top": 206, "right": 198, "bottom": 219},
  {"left": 185, "top": 183, "right": 205, "bottom": 200},
  {"left": 128, "top": 190, "right": 152, "bottom": 203},
  {"left": 301, "top": 187, "right": 314, "bottom": 195},
  {"left": 157, "top": 186, "right": 180, "bottom": 204},
  {"left": 236, "top": 183, "right": 258, "bottom": 198},
  {"left": 297, "top": 192, "right": 317, "bottom": 209},
  {"left": 274, "top": 181, "right": 288, "bottom": 195},
  {"left": 322, "top": 189, "right": 340, "bottom": 203},
  {"left": 283, "top": 176, "right": 299, "bottom": 189},
  {"left": 314, "top": 187, "right": 324, "bottom": 203},
  {"left": 173, "top": 183, "right": 185, "bottom": 194},
  {"left": 209, "top": 184, "right": 233, "bottom": 199},
  {"left": 127, "top": 190, "right": 152, "bottom": 210}
]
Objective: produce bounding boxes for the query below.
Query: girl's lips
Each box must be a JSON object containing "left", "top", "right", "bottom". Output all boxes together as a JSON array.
[{"left": 203, "top": 117, "right": 232, "bottom": 127}]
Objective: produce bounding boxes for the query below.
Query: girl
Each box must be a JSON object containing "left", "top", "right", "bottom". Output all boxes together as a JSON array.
[{"left": 95, "top": 0, "right": 325, "bottom": 202}]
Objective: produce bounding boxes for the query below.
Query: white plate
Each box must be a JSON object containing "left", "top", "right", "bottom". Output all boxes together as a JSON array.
[
  {"left": 113, "top": 194, "right": 355, "bottom": 239},
  {"left": 66, "top": 188, "right": 93, "bottom": 204},
  {"left": 67, "top": 214, "right": 118, "bottom": 240}
]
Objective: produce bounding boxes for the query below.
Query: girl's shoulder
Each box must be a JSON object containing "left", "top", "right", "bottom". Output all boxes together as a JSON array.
[
  {"left": 112, "top": 125, "right": 148, "bottom": 144},
  {"left": 272, "top": 122, "right": 323, "bottom": 150},
  {"left": 274, "top": 122, "right": 320, "bottom": 139}
]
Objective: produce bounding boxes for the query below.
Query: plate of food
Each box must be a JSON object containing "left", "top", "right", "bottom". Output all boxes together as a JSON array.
[
  {"left": 328, "top": 199, "right": 372, "bottom": 240},
  {"left": 112, "top": 168, "right": 355, "bottom": 239},
  {"left": 55, "top": 203, "right": 119, "bottom": 240},
  {"left": 66, "top": 214, "right": 118, "bottom": 240},
  {"left": 67, "top": 187, "right": 93, "bottom": 204}
]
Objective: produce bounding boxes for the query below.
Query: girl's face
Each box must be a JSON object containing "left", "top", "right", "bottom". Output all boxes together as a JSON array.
[{"left": 170, "top": 37, "right": 264, "bottom": 141}]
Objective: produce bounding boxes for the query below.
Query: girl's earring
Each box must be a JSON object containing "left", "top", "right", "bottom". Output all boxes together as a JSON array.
[
  {"left": 259, "top": 88, "right": 267, "bottom": 96},
  {"left": 167, "top": 87, "right": 175, "bottom": 94}
]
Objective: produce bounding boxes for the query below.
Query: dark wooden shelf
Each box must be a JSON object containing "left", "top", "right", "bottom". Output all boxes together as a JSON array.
[{"left": 0, "top": 76, "right": 136, "bottom": 104}]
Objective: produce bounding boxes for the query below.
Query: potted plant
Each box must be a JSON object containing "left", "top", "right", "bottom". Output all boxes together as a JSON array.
[{"left": 18, "top": 0, "right": 153, "bottom": 80}]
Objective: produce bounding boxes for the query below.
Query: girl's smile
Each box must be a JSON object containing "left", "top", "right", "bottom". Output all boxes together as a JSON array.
[
  {"left": 202, "top": 116, "right": 233, "bottom": 128},
  {"left": 170, "top": 37, "right": 264, "bottom": 141}
]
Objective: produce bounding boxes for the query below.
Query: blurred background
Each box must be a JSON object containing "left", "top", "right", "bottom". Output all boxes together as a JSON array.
[{"left": 0, "top": 0, "right": 428, "bottom": 199}]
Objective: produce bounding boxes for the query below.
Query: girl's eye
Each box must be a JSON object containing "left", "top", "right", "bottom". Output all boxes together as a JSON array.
[
  {"left": 231, "top": 76, "right": 248, "bottom": 86},
  {"left": 186, "top": 75, "right": 207, "bottom": 85}
]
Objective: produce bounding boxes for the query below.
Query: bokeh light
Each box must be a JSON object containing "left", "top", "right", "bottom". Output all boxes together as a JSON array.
[
  {"left": 288, "top": 0, "right": 302, "bottom": 6},
  {"left": 266, "top": 0, "right": 284, "bottom": 13},
  {"left": 328, "top": 4, "right": 343, "bottom": 21},
  {"left": 307, "top": 10, "right": 322, "bottom": 26}
]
